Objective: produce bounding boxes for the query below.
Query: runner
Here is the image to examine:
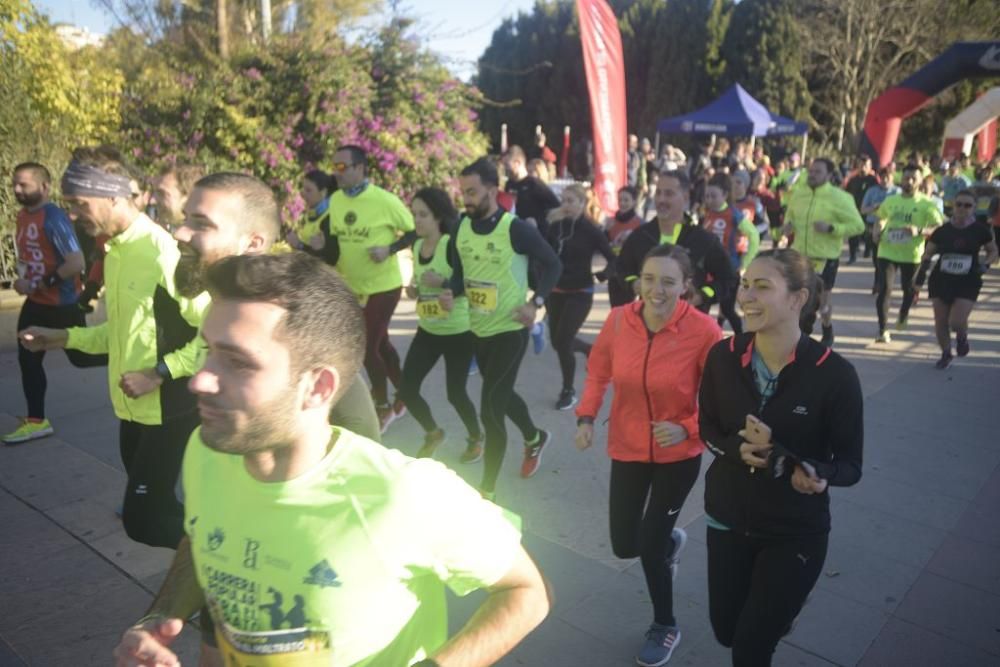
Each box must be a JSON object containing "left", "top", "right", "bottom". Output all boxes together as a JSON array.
[
  {"left": 3, "top": 162, "right": 107, "bottom": 445},
  {"left": 170, "top": 171, "right": 381, "bottom": 441},
  {"left": 544, "top": 183, "right": 614, "bottom": 410},
  {"left": 19, "top": 146, "right": 207, "bottom": 549},
  {"left": 699, "top": 249, "right": 864, "bottom": 666},
  {"left": 151, "top": 163, "right": 205, "bottom": 229},
  {"left": 503, "top": 144, "right": 560, "bottom": 237},
  {"left": 285, "top": 169, "right": 334, "bottom": 256},
  {"left": 617, "top": 169, "right": 735, "bottom": 317},
  {"left": 321, "top": 145, "right": 416, "bottom": 432},
  {"left": 441, "top": 157, "right": 561, "bottom": 499},
  {"left": 860, "top": 167, "right": 899, "bottom": 294},
  {"left": 732, "top": 169, "right": 770, "bottom": 238},
  {"left": 112, "top": 252, "right": 550, "bottom": 667},
  {"left": 605, "top": 185, "right": 644, "bottom": 307},
  {"left": 701, "top": 172, "right": 760, "bottom": 334},
  {"left": 915, "top": 189, "right": 999, "bottom": 368},
  {"left": 872, "top": 164, "right": 943, "bottom": 343},
  {"left": 782, "top": 157, "right": 865, "bottom": 347},
  {"left": 398, "top": 186, "right": 483, "bottom": 460},
  {"left": 575, "top": 244, "right": 721, "bottom": 667},
  {"left": 843, "top": 156, "right": 879, "bottom": 264}
]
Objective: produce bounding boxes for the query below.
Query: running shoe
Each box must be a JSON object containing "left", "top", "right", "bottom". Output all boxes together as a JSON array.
[
  {"left": 392, "top": 397, "right": 407, "bottom": 421},
  {"left": 875, "top": 331, "right": 891, "bottom": 344},
  {"left": 520, "top": 429, "right": 550, "bottom": 478},
  {"left": 935, "top": 351, "right": 954, "bottom": 370},
  {"left": 555, "top": 388, "right": 578, "bottom": 411},
  {"left": 531, "top": 321, "right": 546, "bottom": 354},
  {"left": 635, "top": 624, "right": 681, "bottom": 667},
  {"left": 416, "top": 428, "right": 445, "bottom": 459},
  {"left": 895, "top": 316, "right": 908, "bottom": 331},
  {"left": 376, "top": 403, "right": 398, "bottom": 434},
  {"left": 956, "top": 333, "right": 970, "bottom": 357},
  {"left": 460, "top": 434, "right": 484, "bottom": 464},
  {"left": 2, "top": 418, "right": 54, "bottom": 444},
  {"left": 480, "top": 489, "right": 496, "bottom": 502},
  {"left": 668, "top": 527, "right": 687, "bottom": 581}
]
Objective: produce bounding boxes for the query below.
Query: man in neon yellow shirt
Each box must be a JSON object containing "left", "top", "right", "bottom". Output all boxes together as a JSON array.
[
  {"left": 112, "top": 252, "right": 550, "bottom": 667},
  {"left": 316, "top": 145, "right": 416, "bottom": 433},
  {"left": 872, "top": 164, "right": 943, "bottom": 342}
]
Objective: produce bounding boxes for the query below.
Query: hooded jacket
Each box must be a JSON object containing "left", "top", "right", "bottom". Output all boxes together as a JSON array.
[
  {"left": 784, "top": 182, "right": 865, "bottom": 260},
  {"left": 577, "top": 300, "right": 721, "bottom": 463}
]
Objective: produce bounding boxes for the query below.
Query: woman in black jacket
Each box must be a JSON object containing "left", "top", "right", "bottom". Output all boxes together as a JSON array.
[
  {"left": 698, "top": 248, "right": 863, "bottom": 667},
  {"left": 544, "top": 183, "right": 614, "bottom": 411}
]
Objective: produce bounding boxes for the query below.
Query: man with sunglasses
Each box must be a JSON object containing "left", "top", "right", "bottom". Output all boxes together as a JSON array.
[
  {"left": 313, "top": 145, "right": 416, "bottom": 433},
  {"left": 872, "top": 163, "right": 943, "bottom": 343}
]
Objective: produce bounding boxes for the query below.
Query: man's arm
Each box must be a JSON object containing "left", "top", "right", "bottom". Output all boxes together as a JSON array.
[
  {"left": 510, "top": 218, "right": 561, "bottom": 299},
  {"left": 429, "top": 546, "right": 550, "bottom": 667},
  {"left": 113, "top": 535, "right": 205, "bottom": 667},
  {"left": 831, "top": 194, "right": 865, "bottom": 238}
]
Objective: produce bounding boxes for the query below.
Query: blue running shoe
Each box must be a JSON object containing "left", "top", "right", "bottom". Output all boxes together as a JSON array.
[{"left": 636, "top": 624, "right": 680, "bottom": 666}]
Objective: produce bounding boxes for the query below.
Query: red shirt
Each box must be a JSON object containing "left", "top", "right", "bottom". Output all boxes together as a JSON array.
[
  {"left": 15, "top": 203, "right": 81, "bottom": 306},
  {"left": 578, "top": 300, "right": 722, "bottom": 463}
]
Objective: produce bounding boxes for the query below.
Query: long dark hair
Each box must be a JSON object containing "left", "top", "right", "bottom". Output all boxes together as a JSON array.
[
  {"left": 413, "top": 187, "right": 460, "bottom": 235},
  {"left": 754, "top": 249, "right": 824, "bottom": 334}
]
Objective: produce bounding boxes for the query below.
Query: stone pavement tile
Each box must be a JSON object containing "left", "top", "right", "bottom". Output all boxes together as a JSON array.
[
  {"left": 833, "top": 467, "right": 968, "bottom": 532},
  {"left": 783, "top": 588, "right": 888, "bottom": 667},
  {"left": 0, "top": 490, "right": 78, "bottom": 562},
  {"left": 0, "top": 436, "right": 123, "bottom": 513},
  {"left": 950, "top": 463, "right": 1000, "bottom": 549},
  {"left": 0, "top": 636, "right": 27, "bottom": 666},
  {"left": 46, "top": 485, "right": 127, "bottom": 542},
  {"left": 858, "top": 617, "right": 997, "bottom": 667},
  {"left": 88, "top": 530, "right": 177, "bottom": 582},
  {"left": 46, "top": 406, "right": 122, "bottom": 470},
  {"left": 815, "top": 538, "right": 923, "bottom": 614},
  {"left": 500, "top": 617, "right": 634, "bottom": 666},
  {"left": 831, "top": 498, "right": 947, "bottom": 570},
  {"left": 925, "top": 533, "right": 1000, "bottom": 597},
  {"left": 893, "top": 571, "right": 1000, "bottom": 657}
]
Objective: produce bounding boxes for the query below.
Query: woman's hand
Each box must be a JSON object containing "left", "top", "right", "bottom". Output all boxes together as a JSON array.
[
  {"left": 652, "top": 421, "right": 687, "bottom": 447},
  {"left": 737, "top": 430, "right": 772, "bottom": 469},
  {"left": 575, "top": 423, "right": 594, "bottom": 451},
  {"left": 791, "top": 462, "right": 828, "bottom": 494}
]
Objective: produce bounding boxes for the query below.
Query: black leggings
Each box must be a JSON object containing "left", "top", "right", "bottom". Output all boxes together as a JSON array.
[
  {"left": 547, "top": 291, "right": 594, "bottom": 391},
  {"left": 477, "top": 328, "right": 538, "bottom": 493},
  {"left": 119, "top": 413, "right": 199, "bottom": 549},
  {"left": 399, "top": 329, "right": 480, "bottom": 439},
  {"left": 717, "top": 278, "right": 743, "bottom": 334},
  {"left": 708, "top": 527, "right": 828, "bottom": 666},
  {"left": 609, "top": 456, "right": 701, "bottom": 627},
  {"left": 17, "top": 299, "right": 108, "bottom": 419},
  {"left": 362, "top": 288, "right": 403, "bottom": 405},
  {"left": 876, "top": 258, "right": 918, "bottom": 332}
]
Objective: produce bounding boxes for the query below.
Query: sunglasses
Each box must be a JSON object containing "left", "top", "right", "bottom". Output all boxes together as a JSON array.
[
  {"left": 331, "top": 162, "right": 355, "bottom": 173},
  {"left": 953, "top": 202, "right": 974, "bottom": 208}
]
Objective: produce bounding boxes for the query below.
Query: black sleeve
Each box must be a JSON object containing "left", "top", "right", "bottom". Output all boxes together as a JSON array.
[
  {"left": 319, "top": 216, "right": 340, "bottom": 266},
  {"left": 698, "top": 345, "right": 747, "bottom": 467},
  {"left": 702, "top": 231, "right": 735, "bottom": 286},
  {"left": 389, "top": 230, "right": 417, "bottom": 255},
  {"left": 590, "top": 220, "right": 615, "bottom": 269},
  {"left": 510, "top": 219, "right": 562, "bottom": 300},
  {"left": 539, "top": 183, "right": 561, "bottom": 211},
  {"left": 616, "top": 228, "right": 644, "bottom": 283},
  {"left": 445, "top": 232, "right": 465, "bottom": 296},
  {"left": 806, "top": 363, "right": 863, "bottom": 487}
]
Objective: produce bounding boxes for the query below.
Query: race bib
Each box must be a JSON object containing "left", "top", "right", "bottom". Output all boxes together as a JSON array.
[
  {"left": 416, "top": 295, "right": 446, "bottom": 320},
  {"left": 466, "top": 280, "right": 498, "bottom": 314},
  {"left": 939, "top": 253, "right": 973, "bottom": 275},
  {"left": 886, "top": 228, "right": 912, "bottom": 244},
  {"left": 216, "top": 623, "right": 333, "bottom": 667}
]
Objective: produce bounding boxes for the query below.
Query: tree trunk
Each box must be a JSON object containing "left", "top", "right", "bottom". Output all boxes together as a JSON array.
[{"left": 217, "top": 0, "right": 230, "bottom": 59}]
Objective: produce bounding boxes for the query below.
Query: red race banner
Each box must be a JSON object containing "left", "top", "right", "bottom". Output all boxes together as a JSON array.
[{"left": 577, "top": 0, "right": 627, "bottom": 217}]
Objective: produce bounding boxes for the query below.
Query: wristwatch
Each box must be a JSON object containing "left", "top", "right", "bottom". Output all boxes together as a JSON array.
[{"left": 154, "top": 360, "right": 172, "bottom": 381}]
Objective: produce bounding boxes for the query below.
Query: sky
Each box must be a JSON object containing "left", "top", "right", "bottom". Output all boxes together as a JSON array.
[{"left": 32, "top": 0, "right": 538, "bottom": 79}]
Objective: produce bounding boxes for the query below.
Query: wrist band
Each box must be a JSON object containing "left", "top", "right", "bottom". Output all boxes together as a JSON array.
[{"left": 133, "top": 612, "right": 168, "bottom": 628}]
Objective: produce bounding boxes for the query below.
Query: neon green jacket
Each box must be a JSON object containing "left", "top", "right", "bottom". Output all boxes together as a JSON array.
[
  {"left": 66, "top": 215, "right": 209, "bottom": 425},
  {"left": 785, "top": 182, "right": 865, "bottom": 260}
]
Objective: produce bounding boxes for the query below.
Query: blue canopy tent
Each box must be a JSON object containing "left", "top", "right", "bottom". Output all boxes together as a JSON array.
[{"left": 656, "top": 84, "right": 808, "bottom": 157}]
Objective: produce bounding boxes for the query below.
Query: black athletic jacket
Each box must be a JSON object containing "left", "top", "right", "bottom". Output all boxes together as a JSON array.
[
  {"left": 616, "top": 215, "right": 735, "bottom": 304},
  {"left": 698, "top": 333, "right": 864, "bottom": 537}
]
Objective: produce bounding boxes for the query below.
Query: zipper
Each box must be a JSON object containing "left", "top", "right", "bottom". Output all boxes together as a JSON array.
[{"left": 642, "top": 328, "right": 656, "bottom": 461}]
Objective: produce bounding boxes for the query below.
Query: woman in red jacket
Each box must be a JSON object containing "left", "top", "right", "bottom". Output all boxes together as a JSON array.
[{"left": 575, "top": 244, "right": 722, "bottom": 667}]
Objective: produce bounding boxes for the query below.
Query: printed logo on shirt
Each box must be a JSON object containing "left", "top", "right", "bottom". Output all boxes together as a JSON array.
[
  {"left": 344, "top": 211, "right": 357, "bottom": 226},
  {"left": 208, "top": 528, "right": 225, "bottom": 551},
  {"left": 792, "top": 405, "right": 808, "bottom": 416},
  {"left": 303, "top": 559, "right": 341, "bottom": 588}
]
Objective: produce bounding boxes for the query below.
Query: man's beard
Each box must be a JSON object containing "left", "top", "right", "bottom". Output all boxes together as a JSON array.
[
  {"left": 15, "top": 192, "right": 43, "bottom": 208},
  {"left": 175, "top": 248, "right": 207, "bottom": 298},
  {"left": 200, "top": 385, "right": 300, "bottom": 455},
  {"left": 465, "top": 196, "right": 490, "bottom": 220}
]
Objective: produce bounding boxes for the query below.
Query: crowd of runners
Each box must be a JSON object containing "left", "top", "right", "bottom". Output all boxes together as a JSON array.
[{"left": 2, "top": 136, "right": 998, "bottom": 666}]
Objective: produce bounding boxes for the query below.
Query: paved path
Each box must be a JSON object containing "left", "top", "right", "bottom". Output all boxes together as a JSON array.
[{"left": 1, "top": 252, "right": 998, "bottom": 666}]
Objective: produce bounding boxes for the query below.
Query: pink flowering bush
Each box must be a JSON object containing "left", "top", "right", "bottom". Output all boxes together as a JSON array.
[{"left": 117, "top": 21, "right": 487, "bottom": 225}]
